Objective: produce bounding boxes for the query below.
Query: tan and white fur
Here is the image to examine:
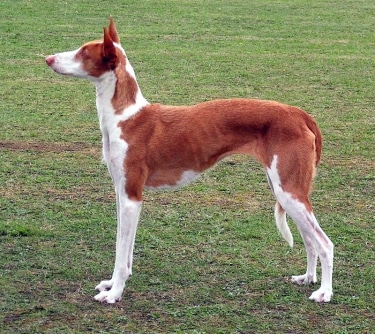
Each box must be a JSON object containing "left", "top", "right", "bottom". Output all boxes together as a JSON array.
[{"left": 45, "top": 17, "right": 333, "bottom": 304}]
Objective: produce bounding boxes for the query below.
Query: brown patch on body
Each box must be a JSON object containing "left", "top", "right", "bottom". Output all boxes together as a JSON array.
[
  {"left": 112, "top": 64, "right": 139, "bottom": 115},
  {"left": 118, "top": 99, "right": 321, "bottom": 204}
]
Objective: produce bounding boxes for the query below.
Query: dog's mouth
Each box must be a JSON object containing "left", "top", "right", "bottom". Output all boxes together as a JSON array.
[
  {"left": 45, "top": 55, "right": 73, "bottom": 76},
  {"left": 50, "top": 66, "right": 74, "bottom": 77},
  {"left": 53, "top": 69, "right": 73, "bottom": 76}
]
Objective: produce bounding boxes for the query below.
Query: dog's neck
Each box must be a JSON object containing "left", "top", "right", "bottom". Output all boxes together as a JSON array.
[{"left": 94, "top": 54, "right": 148, "bottom": 121}]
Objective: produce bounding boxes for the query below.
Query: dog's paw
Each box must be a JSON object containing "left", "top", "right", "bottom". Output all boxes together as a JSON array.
[
  {"left": 95, "top": 279, "right": 114, "bottom": 292},
  {"left": 291, "top": 273, "right": 317, "bottom": 285},
  {"left": 94, "top": 289, "right": 122, "bottom": 304},
  {"left": 309, "top": 287, "right": 333, "bottom": 303}
]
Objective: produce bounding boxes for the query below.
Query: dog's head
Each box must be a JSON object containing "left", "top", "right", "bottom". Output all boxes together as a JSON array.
[{"left": 46, "top": 17, "right": 124, "bottom": 80}]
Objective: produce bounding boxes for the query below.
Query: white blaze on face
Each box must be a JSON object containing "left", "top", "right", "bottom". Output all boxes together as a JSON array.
[{"left": 48, "top": 48, "right": 89, "bottom": 78}]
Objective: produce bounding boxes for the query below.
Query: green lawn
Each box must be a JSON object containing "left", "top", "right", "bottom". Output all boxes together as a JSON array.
[{"left": 1, "top": 1, "right": 374, "bottom": 333}]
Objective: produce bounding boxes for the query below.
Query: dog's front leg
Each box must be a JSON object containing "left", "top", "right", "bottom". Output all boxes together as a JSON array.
[
  {"left": 93, "top": 191, "right": 121, "bottom": 293},
  {"left": 94, "top": 193, "right": 142, "bottom": 303},
  {"left": 93, "top": 138, "right": 122, "bottom": 293}
]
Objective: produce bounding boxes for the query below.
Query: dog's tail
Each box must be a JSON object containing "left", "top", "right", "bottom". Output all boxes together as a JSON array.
[
  {"left": 274, "top": 201, "right": 293, "bottom": 247},
  {"left": 303, "top": 112, "right": 322, "bottom": 166}
]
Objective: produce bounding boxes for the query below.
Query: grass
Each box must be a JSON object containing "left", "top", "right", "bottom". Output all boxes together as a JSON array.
[{"left": 1, "top": 0, "right": 374, "bottom": 332}]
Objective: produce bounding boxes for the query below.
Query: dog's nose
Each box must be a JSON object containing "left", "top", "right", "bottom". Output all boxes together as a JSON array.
[{"left": 45, "top": 55, "right": 55, "bottom": 66}]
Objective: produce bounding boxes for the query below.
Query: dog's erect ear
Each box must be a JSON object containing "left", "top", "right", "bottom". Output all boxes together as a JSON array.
[
  {"left": 108, "top": 16, "right": 120, "bottom": 44},
  {"left": 103, "top": 27, "right": 119, "bottom": 70}
]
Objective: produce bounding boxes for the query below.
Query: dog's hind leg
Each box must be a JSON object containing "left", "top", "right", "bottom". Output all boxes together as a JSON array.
[
  {"left": 266, "top": 154, "right": 333, "bottom": 302},
  {"left": 272, "top": 198, "right": 318, "bottom": 284},
  {"left": 295, "top": 211, "right": 333, "bottom": 302},
  {"left": 283, "top": 199, "right": 333, "bottom": 301},
  {"left": 291, "top": 224, "right": 318, "bottom": 285}
]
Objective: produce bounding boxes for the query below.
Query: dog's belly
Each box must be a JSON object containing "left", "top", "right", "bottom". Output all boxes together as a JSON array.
[{"left": 145, "top": 169, "right": 200, "bottom": 189}]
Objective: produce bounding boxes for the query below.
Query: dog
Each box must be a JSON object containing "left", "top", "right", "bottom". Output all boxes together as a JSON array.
[{"left": 45, "top": 17, "right": 333, "bottom": 304}]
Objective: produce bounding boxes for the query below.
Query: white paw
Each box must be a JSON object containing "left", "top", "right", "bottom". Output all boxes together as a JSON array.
[
  {"left": 309, "top": 287, "right": 333, "bottom": 303},
  {"left": 94, "top": 289, "right": 122, "bottom": 304},
  {"left": 291, "top": 273, "right": 317, "bottom": 285},
  {"left": 95, "top": 279, "right": 114, "bottom": 292}
]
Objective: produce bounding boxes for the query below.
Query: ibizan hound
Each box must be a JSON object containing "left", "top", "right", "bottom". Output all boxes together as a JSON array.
[{"left": 45, "top": 17, "right": 334, "bottom": 304}]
